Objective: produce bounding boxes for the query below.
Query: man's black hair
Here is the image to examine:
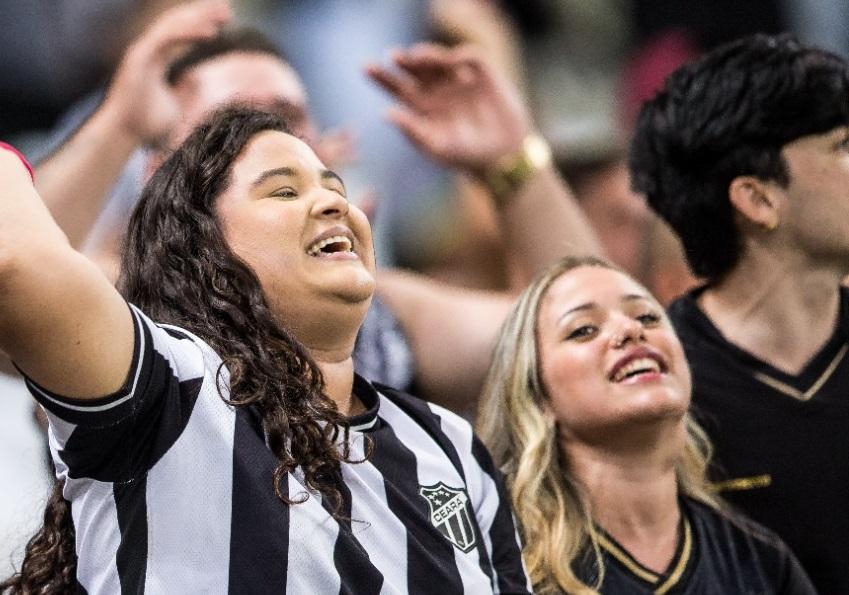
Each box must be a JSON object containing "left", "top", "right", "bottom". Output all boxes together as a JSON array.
[
  {"left": 629, "top": 33, "right": 849, "bottom": 281},
  {"left": 166, "top": 28, "right": 288, "bottom": 85}
]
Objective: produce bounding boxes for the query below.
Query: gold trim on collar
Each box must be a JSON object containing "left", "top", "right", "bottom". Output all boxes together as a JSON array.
[
  {"left": 596, "top": 532, "right": 660, "bottom": 584},
  {"left": 596, "top": 516, "right": 694, "bottom": 593},
  {"left": 752, "top": 343, "right": 848, "bottom": 401},
  {"left": 655, "top": 518, "right": 692, "bottom": 595},
  {"left": 711, "top": 474, "right": 772, "bottom": 493}
]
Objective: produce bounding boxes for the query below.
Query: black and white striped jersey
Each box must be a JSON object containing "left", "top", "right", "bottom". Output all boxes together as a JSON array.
[{"left": 26, "top": 304, "right": 531, "bottom": 594}]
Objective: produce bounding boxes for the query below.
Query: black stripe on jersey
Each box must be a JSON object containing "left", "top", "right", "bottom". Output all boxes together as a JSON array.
[
  {"left": 367, "top": 416, "right": 465, "bottom": 594},
  {"left": 373, "top": 384, "right": 466, "bottom": 482},
  {"left": 350, "top": 374, "right": 381, "bottom": 428},
  {"left": 159, "top": 325, "right": 192, "bottom": 341},
  {"left": 114, "top": 475, "right": 149, "bottom": 594},
  {"left": 470, "top": 437, "right": 528, "bottom": 593},
  {"left": 379, "top": 388, "right": 499, "bottom": 585},
  {"left": 58, "top": 376, "right": 203, "bottom": 482},
  {"left": 229, "top": 406, "right": 289, "bottom": 595},
  {"left": 320, "top": 469, "right": 384, "bottom": 595},
  {"left": 23, "top": 305, "right": 149, "bottom": 427}
]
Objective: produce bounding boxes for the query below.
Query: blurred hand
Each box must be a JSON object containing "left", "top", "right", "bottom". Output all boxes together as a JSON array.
[
  {"left": 366, "top": 43, "right": 531, "bottom": 175},
  {"left": 103, "top": 0, "right": 232, "bottom": 148},
  {"left": 313, "top": 127, "right": 357, "bottom": 169}
]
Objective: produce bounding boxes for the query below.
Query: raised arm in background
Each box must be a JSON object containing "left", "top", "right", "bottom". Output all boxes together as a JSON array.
[
  {"left": 0, "top": 148, "right": 133, "bottom": 400},
  {"left": 367, "top": 44, "right": 603, "bottom": 412},
  {"left": 368, "top": 44, "right": 602, "bottom": 288},
  {"left": 33, "top": 0, "right": 231, "bottom": 249}
]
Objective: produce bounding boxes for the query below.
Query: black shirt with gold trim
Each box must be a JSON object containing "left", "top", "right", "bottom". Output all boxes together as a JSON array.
[
  {"left": 577, "top": 498, "right": 815, "bottom": 594},
  {"left": 668, "top": 286, "right": 849, "bottom": 594}
]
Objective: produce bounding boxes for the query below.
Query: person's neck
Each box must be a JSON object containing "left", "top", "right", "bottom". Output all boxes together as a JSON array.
[
  {"left": 309, "top": 347, "right": 362, "bottom": 417},
  {"left": 284, "top": 303, "right": 367, "bottom": 417},
  {"left": 299, "top": 329, "right": 362, "bottom": 418},
  {"left": 698, "top": 245, "right": 843, "bottom": 375},
  {"left": 564, "top": 423, "right": 684, "bottom": 574}
]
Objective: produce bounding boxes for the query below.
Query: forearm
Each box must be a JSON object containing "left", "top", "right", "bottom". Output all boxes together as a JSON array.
[
  {"left": 491, "top": 163, "right": 604, "bottom": 290},
  {"left": 34, "top": 102, "right": 140, "bottom": 248},
  {"left": 377, "top": 269, "right": 513, "bottom": 414}
]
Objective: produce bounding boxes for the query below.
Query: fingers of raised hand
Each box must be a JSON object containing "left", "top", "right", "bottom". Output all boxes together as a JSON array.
[
  {"left": 314, "top": 128, "right": 358, "bottom": 168},
  {"left": 394, "top": 43, "right": 482, "bottom": 81},
  {"left": 391, "top": 48, "right": 451, "bottom": 88},
  {"left": 366, "top": 64, "right": 430, "bottom": 112},
  {"left": 135, "top": 0, "right": 232, "bottom": 61},
  {"left": 386, "top": 107, "right": 449, "bottom": 159},
  {"left": 367, "top": 63, "right": 476, "bottom": 117}
]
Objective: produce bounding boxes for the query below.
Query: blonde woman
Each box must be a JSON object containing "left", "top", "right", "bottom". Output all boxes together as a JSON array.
[{"left": 478, "top": 256, "right": 815, "bottom": 594}]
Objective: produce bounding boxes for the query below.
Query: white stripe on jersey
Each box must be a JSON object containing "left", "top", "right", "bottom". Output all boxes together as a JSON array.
[
  {"left": 145, "top": 343, "right": 235, "bottom": 594},
  {"left": 46, "top": 415, "right": 76, "bottom": 459},
  {"left": 51, "top": 421, "right": 123, "bottom": 594},
  {"left": 340, "top": 431, "right": 409, "bottom": 594},
  {"left": 69, "top": 478, "right": 122, "bottom": 594},
  {"left": 428, "top": 404, "right": 498, "bottom": 590},
  {"left": 286, "top": 472, "right": 342, "bottom": 593}
]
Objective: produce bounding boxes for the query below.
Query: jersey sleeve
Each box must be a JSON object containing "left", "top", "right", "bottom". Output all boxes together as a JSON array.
[
  {"left": 23, "top": 303, "right": 211, "bottom": 483},
  {"left": 769, "top": 537, "right": 818, "bottom": 595},
  {"left": 427, "top": 403, "right": 533, "bottom": 594},
  {"left": 727, "top": 511, "right": 819, "bottom": 595}
]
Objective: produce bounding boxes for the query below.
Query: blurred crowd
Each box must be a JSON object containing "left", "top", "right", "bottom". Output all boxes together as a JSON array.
[{"left": 1, "top": 1, "right": 848, "bottom": 593}]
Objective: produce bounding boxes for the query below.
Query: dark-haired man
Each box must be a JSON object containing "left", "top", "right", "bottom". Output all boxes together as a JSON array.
[{"left": 630, "top": 33, "right": 849, "bottom": 593}]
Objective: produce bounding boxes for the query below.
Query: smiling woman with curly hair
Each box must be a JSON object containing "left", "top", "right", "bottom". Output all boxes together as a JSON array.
[{"left": 0, "top": 107, "right": 529, "bottom": 594}]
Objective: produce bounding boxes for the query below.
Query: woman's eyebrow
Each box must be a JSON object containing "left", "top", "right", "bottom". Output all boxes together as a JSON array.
[
  {"left": 558, "top": 301, "right": 597, "bottom": 324},
  {"left": 321, "top": 169, "right": 345, "bottom": 189},
  {"left": 622, "top": 293, "right": 652, "bottom": 304},
  {"left": 557, "top": 294, "right": 653, "bottom": 324},
  {"left": 252, "top": 166, "right": 295, "bottom": 188}
]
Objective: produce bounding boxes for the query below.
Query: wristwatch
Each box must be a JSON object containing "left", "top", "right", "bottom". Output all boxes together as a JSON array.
[{"left": 484, "top": 134, "right": 552, "bottom": 206}]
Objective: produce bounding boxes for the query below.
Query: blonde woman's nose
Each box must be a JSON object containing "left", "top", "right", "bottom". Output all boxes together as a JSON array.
[{"left": 609, "top": 315, "right": 646, "bottom": 349}]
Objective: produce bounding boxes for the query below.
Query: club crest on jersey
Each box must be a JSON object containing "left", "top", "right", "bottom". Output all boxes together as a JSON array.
[{"left": 419, "top": 482, "right": 477, "bottom": 553}]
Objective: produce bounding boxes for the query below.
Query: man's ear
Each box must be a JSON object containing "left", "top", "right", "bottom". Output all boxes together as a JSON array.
[{"left": 728, "top": 176, "right": 781, "bottom": 231}]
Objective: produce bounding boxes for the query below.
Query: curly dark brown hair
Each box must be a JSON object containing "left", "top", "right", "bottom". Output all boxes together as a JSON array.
[
  {"left": 0, "top": 480, "right": 76, "bottom": 594},
  {"left": 3, "top": 106, "right": 365, "bottom": 594}
]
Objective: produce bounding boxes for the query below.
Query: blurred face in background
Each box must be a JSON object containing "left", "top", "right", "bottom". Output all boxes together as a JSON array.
[
  {"left": 172, "top": 51, "right": 315, "bottom": 147},
  {"left": 569, "top": 160, "right": 651, "bottom": 278}
]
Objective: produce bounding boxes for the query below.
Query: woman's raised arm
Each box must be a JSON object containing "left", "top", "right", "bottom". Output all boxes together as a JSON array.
[{"left": 0, "top": 146, "right": 134, "bottom": 399}]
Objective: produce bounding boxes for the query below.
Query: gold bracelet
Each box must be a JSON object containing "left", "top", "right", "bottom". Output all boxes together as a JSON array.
[{"left": 484, "top": 134, "right": 552, "bottom": 206}]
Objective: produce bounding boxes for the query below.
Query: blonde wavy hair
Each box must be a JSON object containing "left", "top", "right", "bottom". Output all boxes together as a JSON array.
[{"left": 477, "top": 256, "right": 722, "bottom": 594}]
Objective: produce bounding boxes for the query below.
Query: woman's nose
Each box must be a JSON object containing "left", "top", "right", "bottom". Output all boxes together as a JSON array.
[
  {"left": 609, "top": 316, "right": 645, "bottom": 349},
  {"left": 311, "top": 188, "right": 349, "bottom": 218}
]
